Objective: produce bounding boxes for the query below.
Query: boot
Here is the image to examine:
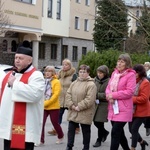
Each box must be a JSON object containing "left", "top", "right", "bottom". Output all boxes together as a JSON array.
[
  {"left": 93, "top": 141, "right": 101, "bottom": 147},
  {"left": 140, "top": 140, "right": 148, "bottom": 150}
]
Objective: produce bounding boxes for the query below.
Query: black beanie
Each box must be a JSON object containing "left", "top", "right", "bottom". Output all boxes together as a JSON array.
[{"left": 16, "top": 46, "right": 32, "bottom": 57}]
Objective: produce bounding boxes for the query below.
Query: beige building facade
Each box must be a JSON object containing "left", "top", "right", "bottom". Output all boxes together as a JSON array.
[
  {"left": 0, "top": 0, "right": 42, "bottom": 68},
  {"left": 0, "top": 0, "right": 96, "bottom": 69},
  {"left": 39, "top": 0, "right": 96, "bottom": 69}
]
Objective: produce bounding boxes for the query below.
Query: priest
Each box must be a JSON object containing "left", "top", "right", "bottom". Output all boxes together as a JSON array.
[{"left": 0, "top": 43, "right": 45, "bottom": 150}]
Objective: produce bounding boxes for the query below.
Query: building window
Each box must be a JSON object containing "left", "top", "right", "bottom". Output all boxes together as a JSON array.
[
  {"left": 2, "top": 40, "right": 7, "bottom": 51},
  {"left": 51, "top": 44, "right": 57, "bottom": 59},
  {"left": 39, "top": 43, "right": 45, "bottom": 59},
  {"left": 84, "top": 19, "right": 89, "bottom": 31},
  {"left": 85, "top": 0, "right": 90, "bottom": 6},
  {"left": 82, "top": 47, "right": 87, "bottom": 55},
  {"left": 17, "top": 0, "right": 36, "bottom": 4},
  {"left": 17, "top": 0, "right": 32, "bottom": 4},
  {"left": 75, "top": 16, "right": 80, "bottom": 29},
  {"left": 11, "top": 40, "right": 17, "bottom": 52},
  {"left": 62, "top": 45, "right": 68, "bottom": 60},
  {"left": 136, "top": 10, "right": 140, "bottom": 27},
  {"left": 48, "top": 0, "right": 53, "bottom": 18},
  {"left": 56, "top": 0, "right": 61, "bottom": 19},
  {"left": 72, "top": 46, "right": 78, "bottom": 61},
  {"left": 76, "top": 0, "right": 81, "bottom": 3}
]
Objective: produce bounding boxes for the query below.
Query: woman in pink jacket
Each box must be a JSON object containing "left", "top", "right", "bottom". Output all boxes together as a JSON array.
[{"left": 106, "top": 53, "right": 136, "bottom": 150}]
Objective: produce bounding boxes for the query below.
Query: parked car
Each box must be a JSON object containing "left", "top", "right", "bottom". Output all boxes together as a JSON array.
[
  {"left": 0, "top": 64, "right": 13, "bottom": 73},
  {"left": 0, "top": 64, "right": 13, "bottom": 86},
  {"left": 55, "top": 65, "right": 62, "bottom": 74}
]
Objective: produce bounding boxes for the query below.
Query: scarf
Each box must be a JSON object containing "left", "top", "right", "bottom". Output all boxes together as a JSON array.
[
  {"left": 44, "top": 78, "right": 52, "bottom": 100},
  {"left": 109, "top": 70, "right": 128, "bottom": 114},
  {"left": 133, "top": 78, "right": 144, "bottom": 113},
  {"left": 110, "top": 70, "right": 128, "bottom": 92},
  {"left": 58, "top": 68, "right": 75, "bottom": 78},
  {"left": 134, "top": 78, "right": 144, "bottom": 96}
]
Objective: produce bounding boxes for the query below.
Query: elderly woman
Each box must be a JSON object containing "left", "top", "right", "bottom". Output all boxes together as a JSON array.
[
  {"left": 93, "top": 65, "right": 110, "bottom": 148},
  {"left": 65, "top": 65, "right": 97, "bottom": 150},
  {"left": 48, "top": 59, "right": 79, "bottom": 135},
  {"left": 36, "top": 66, "right": 64, "bottom": 146},
  {"left": 129, "top": 64, "right": 149, "bottom": 150},
  {"left": 106, "top": 53, "right": 136, "bottom": 150}
]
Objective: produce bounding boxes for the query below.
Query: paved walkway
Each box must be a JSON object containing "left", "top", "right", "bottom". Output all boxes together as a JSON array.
[{"left": 0, "top": 111, "right": 150, "bottom": 150}]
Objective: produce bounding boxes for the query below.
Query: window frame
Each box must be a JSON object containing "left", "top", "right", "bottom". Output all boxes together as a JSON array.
[
  {"left": 62, "top": 45, "right": 68, "bottom": 60},
  {"left": 2, "top": 40, "right": 8, "bottom": 52},
  {"left": 11, "top": 40, "right": 17, "bottom": 52},
  {"left": 84, "top": 19, "right": 89, "bottom": 31},
  {"left": 85, "top": 0, "right": 90, "bottom": 6},
  {"left": 56, "top": 0, "right": 61, "bottom": 19},
  {"left": 136, "top": 10, "right": 140, "bottom": 27},
  {"left": 48, "top": 0, "right": 53, "bottom": 18},
  {"left": 16, "top": 0, "right": 34, "bottom": 4},
  {"left": 75, "top": 16, "right": 80, "bottom": 29},
  {"left": 76, "top": 0, "right": 81, "bottom": 3},
  {"left": 72, "top": 46, "right": 78, "bottom": 61},
  {"left": 51, "top": 44, "right": 57, "bottom": 60},
  {"left": 38, "top": 42, "right": 45, "bottom": 59},
  {"left": 82, "top": 47, "right": 87, "bottom": 56}
]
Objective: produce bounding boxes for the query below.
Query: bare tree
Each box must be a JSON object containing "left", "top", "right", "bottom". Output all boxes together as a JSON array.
[{"left": 0, "top": 0, "right": 12, "bottom": 36}]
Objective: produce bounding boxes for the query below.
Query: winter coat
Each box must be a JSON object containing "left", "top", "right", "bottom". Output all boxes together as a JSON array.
[
  {"left": 106, "top": 69, "right": 136, "bottom": 122},
  {"left": 133, "top": 78, "right": 150, "bottom": 117},
  {"left": 66, "top": 76, "right": 97, "bottom": 125},
  {"left": 93, "top": 76, "right": 110, "bottom": 122},
  {"left": 58, "top": 68, "right": 76, "bottom": 108},
  {"left": 44, "top": 75, "right": 61, "bottom": 110}
]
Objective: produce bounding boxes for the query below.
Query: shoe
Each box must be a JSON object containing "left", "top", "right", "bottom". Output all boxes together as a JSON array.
[
  {"left": 93, "top": 141, "right": 101, "bottom": 147},
  {"left": 34, "top": 142, "right": 44, "bottom": 147},
  {"left": 146, "top": 128, "right": 150, "bottom": 136},
  {"left": 102, "top": 131, "right": 109, "bottom": 142},
  {"left": 140, "top": 140, "right": 148, "bottom": 150},
  {"left": 75, "top": 127, "right": 80, "bottom": 134},
  {"left": 56, "top": 137, "right": 64, "bottom": 144},
  {"left": 48, "top": 129, "right": 57, "bottom": 135}
]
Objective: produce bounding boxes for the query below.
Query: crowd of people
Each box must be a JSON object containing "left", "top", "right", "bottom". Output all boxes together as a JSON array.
[{"left": 0, "top": 42, "right": 150, "bottom": 150}]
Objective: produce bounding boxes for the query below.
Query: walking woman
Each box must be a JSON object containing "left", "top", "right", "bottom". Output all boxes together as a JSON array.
[
  {"left": 106, "top": 53, "right": 136, "bottom": 150},
  {"left": 93, "top": 65, "right": 110, "bottom": 148},
  {"left": 48, "top": 59, "right": 79, "bottom": 135},
  {"left": 129, "top": 64, "right": 149, "bottom": 150},
  {"left": 65, "top": 65, "right": 97, "bottom": 150},
  {"left": 37, "top": 66, "right": 64, "bottom": 146}
]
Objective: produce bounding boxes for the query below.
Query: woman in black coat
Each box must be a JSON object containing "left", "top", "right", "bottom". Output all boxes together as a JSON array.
[{"left": 93, "top": 65, "right": 110, "bottom": 147}]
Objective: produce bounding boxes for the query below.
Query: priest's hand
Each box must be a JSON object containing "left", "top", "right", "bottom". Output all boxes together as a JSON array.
[{"left": 8, "top": 74, "right": 16, "bottom": 88}]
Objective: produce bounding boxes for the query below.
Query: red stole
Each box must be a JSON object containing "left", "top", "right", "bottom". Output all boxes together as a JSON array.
[{"left": 0, "top": 68, "right": 36, "bottom": 149}]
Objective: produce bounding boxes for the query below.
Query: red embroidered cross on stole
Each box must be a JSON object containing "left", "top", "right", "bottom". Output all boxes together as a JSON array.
[{"left": 0, "top": 68, "right": 36, "bottom": 149}]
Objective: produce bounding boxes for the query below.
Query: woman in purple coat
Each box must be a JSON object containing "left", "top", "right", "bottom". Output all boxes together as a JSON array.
[{"left": 106, "top": 53, "right": 136, "bottom": 150}]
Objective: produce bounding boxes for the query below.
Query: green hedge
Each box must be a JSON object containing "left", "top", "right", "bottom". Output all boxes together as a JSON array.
[{"left": 79, "top": 50, "right": 150, "bottom": 77}]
